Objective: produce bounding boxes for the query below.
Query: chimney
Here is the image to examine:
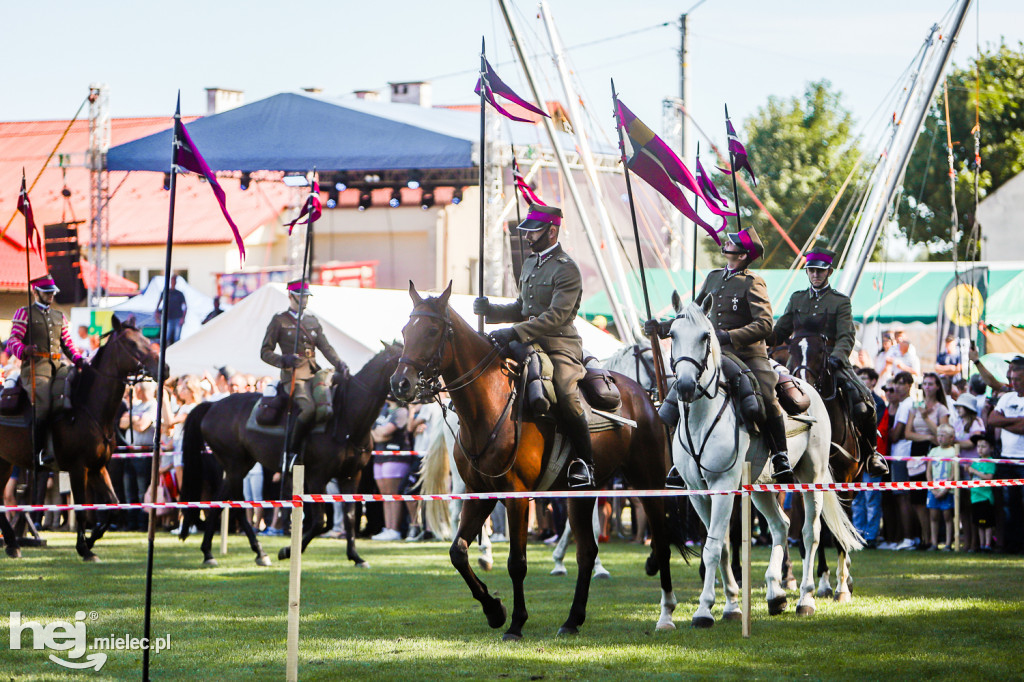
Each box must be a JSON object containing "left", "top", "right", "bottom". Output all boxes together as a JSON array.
[
  {"left": 205, "top": 88, "right": 244, "bottom": 115},
  {"left": 353, "top": 89, "right": 381, "bottom": 101},
  {"left": 389, "top": 81, "right": 431, "bottom": 107}
]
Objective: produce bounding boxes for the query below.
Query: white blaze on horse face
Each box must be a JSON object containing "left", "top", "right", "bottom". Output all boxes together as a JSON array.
[{"left": 798, "top": 337, "right": 809, "bottom": 382}]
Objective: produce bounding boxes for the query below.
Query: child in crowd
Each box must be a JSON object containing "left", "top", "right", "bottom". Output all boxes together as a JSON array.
[
  {"left": 968, "top": 437, "right": 998, "bottom": 552},
  {"left": 926, "top": 424, "right": 957, "bottom": 550}
]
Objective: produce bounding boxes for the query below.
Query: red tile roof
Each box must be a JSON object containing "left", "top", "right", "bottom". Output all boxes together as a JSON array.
[
  {"left": 0, "top": 116, "right": 292, "bottom": 250},
  {"left": 80, "top": 260, "right": 138, "bottom": 296},
  {"left": 0, "top": 239, "right": 49, "bottom": 290}
]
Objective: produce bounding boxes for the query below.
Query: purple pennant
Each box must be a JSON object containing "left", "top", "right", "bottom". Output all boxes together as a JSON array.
[
  {"left": 173, "top": 117, "right": 246, "bottom": 264},
  {"left": 285, "top": 180, "right": 323, "bottom": 235},
  {"left": 696, "top": 157, "right": 729, "bottom": 210},
  {"left": 512, "top": 156, "right": 545, "bottom": 206},
  {"left": 615, "top": 98, "right": 735, "bottom": 243},
  {"left": 717, "top": 118, "right": 757, "bottom": 187},
  {"left": 475, "top": 59, "right": 549, "bottom": 123},
  {"left": 17, "top": 175, "right": 44, "bottom": 260}
]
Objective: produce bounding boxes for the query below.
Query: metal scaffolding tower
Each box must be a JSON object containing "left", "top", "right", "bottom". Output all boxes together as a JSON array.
[{"left": 87, "top": 83, "right": 110, "bottom": 306}]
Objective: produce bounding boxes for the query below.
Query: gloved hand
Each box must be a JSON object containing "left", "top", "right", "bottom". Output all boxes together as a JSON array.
[
  {"left": 472, "top": 297, "right": 490, "bottom": 316},
  {"left": 490, "top": 327, "right": 517, "bottom": 348},
  {"left": 333, "top": 364, "right": 350, "bottom": 384},
  {"left": 643, "top": 319, "right": 662, "bottom": 338},
  {"left": 73, "top": 356, "right": 87, "bottom": 370},
  {"left": 22, "top": 344, "right": 38, "bottom": 358},
  {"left": 282, "top": 354, "right": 301, "bottom": 369},
  {"left": 827, "top": 355, "right": 842, "bottom": 370},
  {"left": 715, "top": 330, "right": 731, "bottom": 347}
]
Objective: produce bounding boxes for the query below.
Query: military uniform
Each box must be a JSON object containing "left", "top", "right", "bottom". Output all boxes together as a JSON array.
[{"left": 261, "top": 283, "right": 347, "bottom": 454}]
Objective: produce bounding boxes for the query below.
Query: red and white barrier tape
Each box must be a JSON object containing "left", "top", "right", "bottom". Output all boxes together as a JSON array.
[
  {"left": 371, "top": 450, "right": 421, "bottom": 456},
  {"left": 883, "top": 455, "right": 1024, "bottom": 465},
  {"left": 744, "top": 478, "right": 1024, "bottom": 493},
  {"left": 0, "top": 500, "right": 296, "bottom": 513}
]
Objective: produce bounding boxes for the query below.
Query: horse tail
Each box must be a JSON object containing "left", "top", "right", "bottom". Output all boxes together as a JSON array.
[
  {"left": 819, "top": 468, "right": 865, "bottom": 553},
  {"left": 664, "top": 495, "right": 699, "bottom": 563},
  {"left": 420, "top": 427, "right": 452, "bottom": 540},
  {"left": 179, "top": 401, "right": 215, "bottom": 539}
]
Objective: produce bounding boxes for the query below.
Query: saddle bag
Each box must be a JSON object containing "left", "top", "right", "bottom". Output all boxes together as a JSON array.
[
  {"left": 311, "top": 369, "right": 334, "bottom": 423},
  {"left": 776, "top": 372, "right": 810, "bottom": 415},
  {"left": 580, "top": 368, "right": 621, "bottom": 411},
  {"left": 524, "top": 345, "right": 557, "bottom": 415},
  {"left": 51, "top": 365, "right": 74, "bottom": 414},
  {"left": 0, "top": 382, "right": 25, "bottom": 416},
  {"left": 255, "top": 385, "right": 286, "bottom": 426}
]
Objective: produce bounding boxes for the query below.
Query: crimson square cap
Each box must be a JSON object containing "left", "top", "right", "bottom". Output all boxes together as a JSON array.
[
  {"left": 30, "top": 275, "right": 59, "bottom": 293},
  {"left": 804, "top": 247, "right": 837, "bottom": 269},
  {"left": 516, "top": 204, "right": 562, "bottom": 232},
  {"left": 725, "top": 227, "right": 764, "bottom": 262},
  {"left": 287, "top": 280, "right": 312, "bottom": 296}
]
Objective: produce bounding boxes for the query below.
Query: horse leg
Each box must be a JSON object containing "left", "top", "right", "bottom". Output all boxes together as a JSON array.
[
  {"left": 237, "top": 507, "right": 271, "bottom": 567},
  {"left": 558, "top": 497, "right": 597, "bottom": 636},
  {"left": 84, "top": 467, "right": 118, "bottom": 551},
  {"left": 503, "top": 498, "right": 531, "bottom": 641},
  {"left": 641, "top": 497, "right": 677, "bottom": 631},
  {"left": 718, "top": 530, "right": 742, "bottom": 622},
  {"left": 68, "top": 467, "right": 100, "bottom": 562},
  {"left": 200, "top": 473, "right": 233, "bottom": 566},
  {"left": 478, "top": 523, "right": 494, "bottom": 572},
  {"left": 591, "top": 504, "right": 610, "bottom": 579},
  {"left": 449, "top": 498, "right": 505, "bottom": 630},
  {"left": 550, "top": 515, "right": 571, "bottom": 576},
  {"left": 0, "top": 463, "right": 20, "bottom": 558},
  {"left": 693, "top": 493, "right": 731, "bottom": 628},
  {"left": 815, "top": 524, "right": 834, "bottom": 599},
  {"left": 796, "top": 491, "right": 824, "bottom": 616},
  {"left": 752, "top": 491, "right": 790, "bottom": 615},
  {"left": 343, "top": 500, "right": 369, "bottom": 568},
  {"left": 834, "top": 545, "right": 852, "bottom": 603}
]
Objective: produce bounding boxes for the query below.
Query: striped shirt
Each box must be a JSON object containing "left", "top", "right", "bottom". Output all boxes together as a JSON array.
[{"left": 6, "top": 303, "right": 83, "bottom": 363}]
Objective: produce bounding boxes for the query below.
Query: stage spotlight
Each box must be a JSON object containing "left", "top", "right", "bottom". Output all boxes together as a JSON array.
[
  {"left": 240, "top": 172, "right": 251, "bottom": 191},
  {"left": 389, "top": 188, "right": 402, "bottom": 208},
  {"left": 326, "top": 186, "right": 339, "bottom": 209},
  {"left": 420, "top": 187, "right": 435, "bottom": 210},
  {"left": 162, "top": 172, "right": 171, "bottom": 190},
  {"left": 406, "top": 170, "right": 422, "bottom": 190},
  {"left": 335, "top": 181, "right": 347, "bottom": 192},
  {"left": 358, "top": 190, "right": 372, "bottom": 211},
  {"left": 451, "top": 187, "right": 463, "bottom": 205}
]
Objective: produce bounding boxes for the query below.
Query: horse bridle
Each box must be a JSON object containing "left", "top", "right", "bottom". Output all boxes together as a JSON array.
[
  {"left": 790, "top": 332, "right": 836, "bottom": 400},
  {"left": 670, "top": 331, "right": 721, "bottom": 401}
]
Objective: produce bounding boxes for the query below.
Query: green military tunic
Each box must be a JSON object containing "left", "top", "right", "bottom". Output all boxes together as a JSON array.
[
  {"left": 486, "top": 244, "right": 586, "bottom": 417},
  {"left": 695, "top": 267, "right": 781, "bottom": 417},
  {"left": 772, "top": 285, "right": 855, "bottom": 366}
]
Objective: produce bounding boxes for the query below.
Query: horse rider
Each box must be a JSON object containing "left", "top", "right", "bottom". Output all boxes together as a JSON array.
[
  {"left": 772, "top": 247, "right": 889, "bottom": 476},
  {"left": 646, "top": 227, "right": 795, "bottom": 483},
  {"left": 473, "top": 203, "right": 595, "bottom": 489},
  {"left": 261, "top": 280, "right": 349, "bottom": 461},
  {"left": 5, "top": 275, "right": 86, "bottom": 467}
]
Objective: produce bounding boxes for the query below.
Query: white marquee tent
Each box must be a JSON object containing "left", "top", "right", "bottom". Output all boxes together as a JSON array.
[{"left": 165, "top": 284, "right": 625, "bottom": 377}]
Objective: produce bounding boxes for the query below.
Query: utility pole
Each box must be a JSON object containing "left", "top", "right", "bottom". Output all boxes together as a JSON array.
[{"left": 677, "top": 13, "right": 694, "bottom": 272}]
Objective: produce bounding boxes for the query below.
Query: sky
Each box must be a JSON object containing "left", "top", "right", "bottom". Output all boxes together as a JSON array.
[{"left": 3, "top": 0, "right": 1021, "bottom": 158}]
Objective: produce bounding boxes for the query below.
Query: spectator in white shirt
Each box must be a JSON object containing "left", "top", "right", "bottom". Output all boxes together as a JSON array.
[
  {"left": 886, "top": 329, "right": 921, "bottom": 381},
  {"left": 987, "top": 365, "right": 1024, "bottom": 553}
]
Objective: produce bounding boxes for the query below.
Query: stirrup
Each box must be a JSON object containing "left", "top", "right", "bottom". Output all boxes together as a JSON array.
[
  {"left": 866, "top": 453, "right": 889, "bottom": 477},
  {"left": 771, "top": 453, "right": 795, "bottom": 483},
  {"left": 665, "top": 465, "right": 686, "bottom": 489},
  {"left": 567, "top": 459, "right": 595, "bottom": 489}
]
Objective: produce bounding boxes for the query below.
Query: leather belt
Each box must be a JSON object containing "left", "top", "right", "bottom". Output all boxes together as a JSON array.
[{"left": 33, "top": 352, "right": 62, "bottom": 361}]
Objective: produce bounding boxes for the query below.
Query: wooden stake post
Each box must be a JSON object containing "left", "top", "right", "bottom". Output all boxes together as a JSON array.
[
  {"left": 220, "top": 507, "right": 230, "bottom": 556},
  {"left": 741, "top": 462, "right": 751, "bottom": 638},
  {"left": 286, "top": 465, "right": 304, "bottom": 682}
]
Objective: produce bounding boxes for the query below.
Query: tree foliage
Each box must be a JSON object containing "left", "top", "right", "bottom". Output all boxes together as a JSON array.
[
  {"left": 898, "top": 41, "right": 1024, "bottom": 259},
  {"left": 707, "top": 80, "right": 863, "bottom": 268}
]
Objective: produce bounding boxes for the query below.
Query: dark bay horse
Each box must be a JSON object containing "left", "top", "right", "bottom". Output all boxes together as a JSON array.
[
  {"left": 788, "top": 330, "right": 861, "bottom": 602},
  {"left": 179, "top": 342, "right": 402, "bottom": 567},
  {"left": 390, "top": 283, "right": 691, "bottom": 640},
  {"left": 0, "top": 316, "right": 163, "bottom": 561}
]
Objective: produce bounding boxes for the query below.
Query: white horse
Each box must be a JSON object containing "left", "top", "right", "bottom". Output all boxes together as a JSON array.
[{"left": 666, "top": 292, "right": 862, "bottom": 626}]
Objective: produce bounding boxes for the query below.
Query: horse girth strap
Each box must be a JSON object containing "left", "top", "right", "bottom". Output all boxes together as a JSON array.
[{"left": 456, "top": 368, "right": 522, "bottom": 472}]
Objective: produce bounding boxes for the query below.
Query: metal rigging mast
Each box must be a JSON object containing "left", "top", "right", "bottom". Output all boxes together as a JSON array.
[{"left": 87, "top": 83, "right": 110, "bottom": 306}]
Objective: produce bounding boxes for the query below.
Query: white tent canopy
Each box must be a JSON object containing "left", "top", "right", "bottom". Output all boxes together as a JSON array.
[
  {"left": 112, "top": 275, "right": 215, "bottom": 341},
  {"left": 165, "top": 284, "right": 625, "bottom": 377}
]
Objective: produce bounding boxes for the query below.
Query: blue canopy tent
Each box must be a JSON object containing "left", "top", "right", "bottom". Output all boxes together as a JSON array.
[{"left": 107, "top": 92, "right": 479, "bottom": 172}]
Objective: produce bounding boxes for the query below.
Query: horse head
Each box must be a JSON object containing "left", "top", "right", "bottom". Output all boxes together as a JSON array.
[
  {"left": 98, "top": 315, "right": 166, "bottom": 381},
  {"left": 391, "top": 281, "right": 455, "bottom": 402},
  {"left": 667, "top": 290, "right": 719, "bottom": 403},
  {"left": 788, "top": 329, "right": 829, "bottom": 388}
]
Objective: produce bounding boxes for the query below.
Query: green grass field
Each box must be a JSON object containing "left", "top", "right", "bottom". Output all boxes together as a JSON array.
[{"left": 1, "top": 531, "right": 1022, "bottom": 681}]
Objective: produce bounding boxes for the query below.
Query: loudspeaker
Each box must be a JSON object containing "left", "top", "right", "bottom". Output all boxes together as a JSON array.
[{"left": 43, "top": 221, "right": 86, "bottom": 304}]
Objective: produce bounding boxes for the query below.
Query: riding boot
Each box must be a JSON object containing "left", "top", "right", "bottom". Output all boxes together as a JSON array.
[
  {"left": 862, "top": 430, "right": 890, "bottom": 477},
  {"left": 766, "top": 413, "right": 795, "bottom": 483},
  {"left": 286, "top": 416, "right": 313, "bottom": 464},
  {"left": 563, "top": 411, "right": 595, "bottom": 489},
  {"left": 657, "top": 382, "right": 680, "bottom": 428},
  {"left": 35, "top": 424, "right": 55, "bottom": 470},
  {"left": 665, "top": 465, "right": 686, "bottom": 489}
]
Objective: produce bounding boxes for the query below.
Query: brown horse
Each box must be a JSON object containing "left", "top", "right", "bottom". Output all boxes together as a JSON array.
[
  {"left": 390, "top": 283, "right": 690, "bottom": 640},
  {"left": 0, "top": 316, "right": 163, "bottom": 561},
  {"left": 788, "top": 330, "right": 860, "bottom": 601}
]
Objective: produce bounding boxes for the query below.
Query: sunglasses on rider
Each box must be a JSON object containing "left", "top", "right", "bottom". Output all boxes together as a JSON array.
[{"left": 721, "top": 248, "right": 746, "bottom": 256}]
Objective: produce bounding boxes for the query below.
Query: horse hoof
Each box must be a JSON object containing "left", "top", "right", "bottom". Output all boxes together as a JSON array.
[
  {"left": 786, "top": 579, "right": 799, "bottom": 591},
  {"left": 478, "top": 558, "right": 493, "bottom": 572},
  {"left": 816, "top": 588, "right": 833, "bottom": 599},
  {"left": 83, "top": 555, "right": 102, "bottom": 563},
  {"left": 722, "top": 611, "right": 743, "bottom": 622},
  {"left": 278, "top": 548, "right": 290, "bottom": 561},
  {"left": 4, "top": 546, "right": 21, "bottom": 559},
  {"left": 202, "top": 558, "right": 218, "bottom": 568},
  {"left": 501, "top": 632, "right": 523, "bottom": 642},
  {"left": 767, "top": 596, "right": 788, "bottom": 616},
  {"left": 356, "top": 561, "right": 370, "bottom": 569},
  {"left": 644, "top": 555, "right": 658, "bottom": 577},
  {"left": 655, "top": 621, "right": 676, "bottom": 631},
  {"left": 485, "top": 601, "right": 507, "bottom": 629},
  {"left": 593, "top": 569, "right": 611, "bottom": 580},
  {"left": 557, "top": 625, "right": 579, "bottom": 636},
  {"left": 691, "top": 616, "right": 715, "bottom": 629},
  {"left": 550, "top": 566, "right": 567, "bottom": 577},
  {"left": 796, "top": 605, "right": 815, "bottom": 617},
  {"left": 835, "top": 591, "right": 851, "bottom": 604},
  {"left": 255, "top": 555, "right": 272, "bottom": 567}
]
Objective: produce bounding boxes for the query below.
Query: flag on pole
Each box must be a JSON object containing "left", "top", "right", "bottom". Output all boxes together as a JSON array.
[
  {"left": 512, "top": 157, "right": 545, "bottom": 206},
  {"left": 614, "top": 98, "right": 733, "bottom": 243},
  {"left": 696, "top": 156, "right": 729, "bottom": 210},
  {"left": 475, "top": 58, "right": 550, "bottom": 123},
  {"left": 718, "top": 117, "right": 757, "bottom": 187},
  {"left": 285, "top": 180, "right": 322, "bottom": 235},
  {"left": 17, "top": 174, "right": 44, "bottom": 259},
  {"left": 173, "top": 116, "right": 246, "bottom": 263}
]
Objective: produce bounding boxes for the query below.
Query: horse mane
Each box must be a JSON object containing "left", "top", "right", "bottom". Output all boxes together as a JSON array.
[
  {"left": 686, "top": 300, "right": 721, "bottom": 371},
  {"left": 330, "top": 342, "right": 403, "bottom": 443}
]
